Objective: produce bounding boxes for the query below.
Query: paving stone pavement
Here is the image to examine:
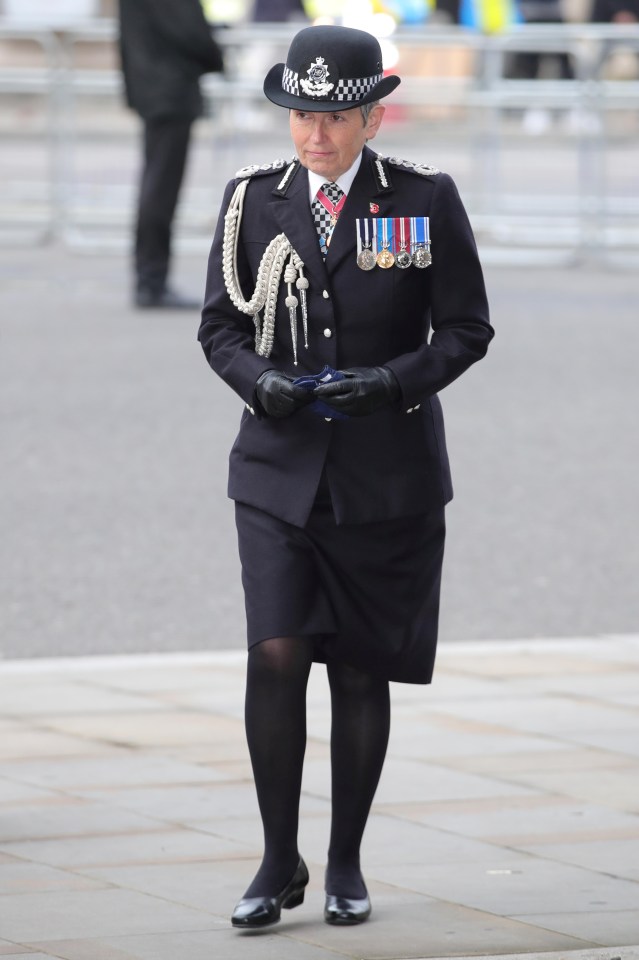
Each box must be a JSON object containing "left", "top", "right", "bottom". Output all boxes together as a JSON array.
[{"left": 1, "top": 636, "right": 639, "bottom": 959}]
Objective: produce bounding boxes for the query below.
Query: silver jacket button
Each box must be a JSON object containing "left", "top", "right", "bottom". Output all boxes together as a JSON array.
[
  {"left": 323, "top": 328, "right": 333, "bottom": 338},
  {"left": 322, "top": 290, "right": 330, "bottom": 299}
]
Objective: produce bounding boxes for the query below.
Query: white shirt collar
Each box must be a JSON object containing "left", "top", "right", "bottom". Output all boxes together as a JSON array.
[{"left": 307, "top": 153, "right": 363, "bottom": 205}]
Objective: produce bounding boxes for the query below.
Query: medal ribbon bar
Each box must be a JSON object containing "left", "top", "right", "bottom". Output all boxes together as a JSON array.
[
  {"left": 376, "top": 217, "right": 395, "bottom": 268},
  {"left": 411, "top": 216, "right": 432, "bottom": 268},
  {"left": 356, "top": 218, "right": 377, "bottom": 271}
]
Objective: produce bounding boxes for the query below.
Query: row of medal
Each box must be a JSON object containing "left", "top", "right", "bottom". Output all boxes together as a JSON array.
[{"left": 356, "top": 217, "right": 432, "bottom": 271}]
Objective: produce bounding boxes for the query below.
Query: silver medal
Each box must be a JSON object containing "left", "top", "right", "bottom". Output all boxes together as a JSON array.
[
  {"left": 413, "top": 244, "right": 432, "bottom": 269},
  {"left": 357, "top": 248, "right": 376, "bottom": 271},
  {"left": 396, "top": 218, "right": 412, "bottom": 269},
  {"left": 356, "top": 218, "right": 377, "bottom": 271}
]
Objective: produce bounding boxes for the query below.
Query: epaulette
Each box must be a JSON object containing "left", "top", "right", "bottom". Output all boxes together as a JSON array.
[
  {"left": 386, "top": 157, "right": 440, "bottom": 178},
  {"left": 234, "top": 158, "right": 295, "bottom": 180}
]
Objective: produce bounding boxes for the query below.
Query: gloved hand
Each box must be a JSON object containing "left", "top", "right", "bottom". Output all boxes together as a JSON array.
[
  {"left": 313, "top": 366, "right": 401, "bottom": 417},
  {"left": 255, "top": 369, "right": 313, "bottom": 418}
]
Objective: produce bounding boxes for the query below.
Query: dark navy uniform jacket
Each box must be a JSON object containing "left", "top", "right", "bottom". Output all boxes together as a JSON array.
[{"left": 199, "top": 144, "right": 494, "bottom": 528}]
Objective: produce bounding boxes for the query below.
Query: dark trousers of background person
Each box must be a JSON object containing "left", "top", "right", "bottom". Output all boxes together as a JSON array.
[
  {"left": 505, "top": 6, "right": 574, "bottom": 82},
  {"left": 507, "top": 46, "right": 574, "bottom": 80},
  {"left": 135, "top": 115, "right": 193, "bottom": 298}
]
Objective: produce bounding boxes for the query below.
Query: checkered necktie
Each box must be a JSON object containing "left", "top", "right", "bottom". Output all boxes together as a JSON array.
[{"left": 312, "top": 182, "right": 344, "bottom": 257}]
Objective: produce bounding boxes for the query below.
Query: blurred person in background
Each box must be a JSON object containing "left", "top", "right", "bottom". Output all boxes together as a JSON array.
[
  {"left": 252, "top": 0, "right": 307, "bottom": 20},
  {"left": 503, "top": 0, "right": 575, "bottom": 133},
  {"left": 507, "top": 0, "right": 574, "bottom": 81},
  {"left": 199, "top": 24, "right": 493, "bottom": 929},
  {"left": 118, "top": 0, "right": 224, "bottom": 309},
  {"left": 238, "top": 0, "right": 308, "bottom": 130},
  {"left": 592, "top": 0, "right": 639, "bottom": 23},
  {"left": 591, "top": 0, "right": 639, "bottom": 79}
]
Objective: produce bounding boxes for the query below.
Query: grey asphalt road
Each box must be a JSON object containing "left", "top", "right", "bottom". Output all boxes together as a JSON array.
[{"left": 1, "top": 243, "right": 638, "bottom": 659}]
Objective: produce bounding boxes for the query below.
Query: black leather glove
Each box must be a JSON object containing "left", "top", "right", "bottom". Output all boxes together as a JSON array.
[
  {"left": 255, "top": 370, "right": 313, "bottom": 419},
  {"left": 313, "top": 366, "right": 401, "bottom": 417}
]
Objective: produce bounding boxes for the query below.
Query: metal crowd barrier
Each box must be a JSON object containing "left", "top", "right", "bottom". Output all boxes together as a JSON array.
[{"left": 1, "top": 18, "right": 638, "bottom": 265}]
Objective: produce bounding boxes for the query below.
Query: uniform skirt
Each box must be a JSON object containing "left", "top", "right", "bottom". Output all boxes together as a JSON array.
[{"left": 234, "top": 492, "right": 446, "bottom": 685}]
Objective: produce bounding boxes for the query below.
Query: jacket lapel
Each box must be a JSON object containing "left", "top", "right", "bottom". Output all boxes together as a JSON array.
[{"left": 268, "top": 167, "right": 326, "bottom": 289}]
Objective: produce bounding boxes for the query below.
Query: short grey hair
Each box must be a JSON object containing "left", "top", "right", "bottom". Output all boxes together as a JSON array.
[{"left": 360, "top": 101, "right": 380, "bottom": 124}]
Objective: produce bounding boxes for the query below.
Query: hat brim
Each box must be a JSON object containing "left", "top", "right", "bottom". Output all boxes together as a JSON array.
[{"left": 263, "top": 63, "right": 401, "bottom": 111}]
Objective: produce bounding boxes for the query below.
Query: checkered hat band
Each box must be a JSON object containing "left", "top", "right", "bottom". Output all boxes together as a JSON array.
[
  {"left": 282, "top": 67, "right": 382, "bottom": 101},
  {"left": 282, "top": 67, "right": 299, "bottom": 95},
  {"left": 335, "top": 74, "right": 382, "bottom": 100}
]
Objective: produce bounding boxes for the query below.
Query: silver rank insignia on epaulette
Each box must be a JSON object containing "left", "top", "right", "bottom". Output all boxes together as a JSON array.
[
  {"left": 371, "top": 154, "right": 393, "bottom": 194},
  {"left": 387, "top": 157, "right": 440, "bottom": 177},
  {"left": 234, "top": 158, "right": 292, "bottom": 180}
]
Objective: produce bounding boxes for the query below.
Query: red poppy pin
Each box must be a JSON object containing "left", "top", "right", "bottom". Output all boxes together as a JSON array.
[{"left": 369, "top": 202, "right": 379, "bottom": 214}]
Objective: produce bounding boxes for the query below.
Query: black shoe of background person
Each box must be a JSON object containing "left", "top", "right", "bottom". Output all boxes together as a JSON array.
[
  {"left": 135, "top": 286, "right": 202, "bottom": 310},
  {"left": 231, "top": 858, "right": 309, "bottom": 928}
]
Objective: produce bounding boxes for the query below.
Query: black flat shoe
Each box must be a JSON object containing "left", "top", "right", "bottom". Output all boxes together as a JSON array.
[
  {"left": 231, "top": 858, "right": 309, "bottom": 928},
  {"left": 324, "top": 892, "right": 371, "bottom": 925}
]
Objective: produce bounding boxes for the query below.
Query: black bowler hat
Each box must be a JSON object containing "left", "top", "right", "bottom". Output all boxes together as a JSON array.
[{"left": 263, "top": 25, "right": 400, "bottom": 112}]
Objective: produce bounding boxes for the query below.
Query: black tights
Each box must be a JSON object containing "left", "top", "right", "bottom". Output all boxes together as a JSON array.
[{"left": 243, "top": 636, "right": 390, "bottom": 900}]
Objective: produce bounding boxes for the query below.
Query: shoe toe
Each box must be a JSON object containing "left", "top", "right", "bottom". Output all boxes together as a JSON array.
[
  {"left": 231, "top": 858, "right": 309, "bottom": 928},
  {"left": 231, "top": 896, "right": 279, "bottom": 927},
  {"left": 324, "top": 893, "right": 371, "bottom": 925}
]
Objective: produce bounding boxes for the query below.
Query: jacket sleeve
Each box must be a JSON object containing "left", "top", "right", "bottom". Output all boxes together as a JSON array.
[
  {"left": 141, "top": 0, "right": 224, "bottom": 74},
  {"left": 198, "top": 179, "right": 275, "bottom": 405},
  {"left": 384, "top": 173, "right": 494, "bottom": 409}
]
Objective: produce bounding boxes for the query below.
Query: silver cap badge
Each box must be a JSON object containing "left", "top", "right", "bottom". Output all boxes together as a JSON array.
[{"left": 300, "top": 57, "right": 334, "bottom": 97}]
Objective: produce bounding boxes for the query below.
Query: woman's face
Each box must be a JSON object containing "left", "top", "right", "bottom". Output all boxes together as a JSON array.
[{"left": 289, "top": 105, "right": 385, "bottom": 182}]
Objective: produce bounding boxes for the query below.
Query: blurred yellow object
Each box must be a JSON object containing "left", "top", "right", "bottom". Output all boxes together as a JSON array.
[
  {"left": 303, "top": 0, "right": 429, "bottom": 30},
  {"left": 303, "top": 0, "right": 344, "bottom": 20},
  {"left": 371, "top": 0, "right": 394, "bottom": 13},
  {"left": 201, "top": 0, "right": 246, "bottom": 22},
  {"left": 482, "top": 0, "right": 515, "bottom": 31}
]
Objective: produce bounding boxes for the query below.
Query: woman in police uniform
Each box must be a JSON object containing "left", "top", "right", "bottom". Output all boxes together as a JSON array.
[{"left": 198, "top": 25, "right": 493, "bottom": 929}]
